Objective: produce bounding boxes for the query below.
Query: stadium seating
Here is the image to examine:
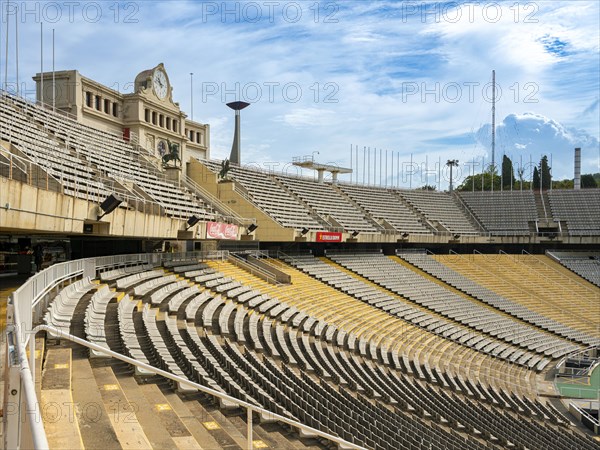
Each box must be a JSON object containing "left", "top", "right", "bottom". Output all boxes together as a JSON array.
[
  {"left": 0, "top": 93, "right": 214, "bottom": 220},
  {"left": 434, "top": 253, "right": 600, "bottom": 340},
  {"left": 548, "top": 251, "right": 600, "bottom": 287},
  {"left": 274, "top": 176, "right": 382, "bottom": 232},
  {"left": 327, "top": 252, "right": 581, "bottom": 365},
  {"left": 41, "top": 257, "right": 597, "bottom": 450},
  {"left": 335, "top": 183, "right": 431, "bottom": 233},
  {"left": 398, "top": 251, "right": 599, "bottom": 346},
  {"left": 201, "top": 159, "right": 325, "bottom": 230},
  {"left": 397, "top": 190, "right": 479, "bottom": 234},
  {"left": 548, "top": 190, "right": 600, "bottom": 235},
  {"left": 457, "top": 191, "right": 537, "bottom": 234}
]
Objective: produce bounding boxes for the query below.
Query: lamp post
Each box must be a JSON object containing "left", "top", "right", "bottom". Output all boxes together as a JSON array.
[
  {"left": 447, "top": 159, "right": 459, "bottom": 192},
  {"left": 226, "top": 101, "right": 250, "bottom": 165}
]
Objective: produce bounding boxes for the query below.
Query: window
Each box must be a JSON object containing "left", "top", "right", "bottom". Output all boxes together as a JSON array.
[
  {"left": 104, "top": 99, "right": 110, "bottom": 114},
  {"left": 145, "top": 108, "right": 150, "bottom": 122},
  {"left": 85, "top": 92, "right": 92, "bottom": 107},
  {"left": 159, "top": 114, "right": 164, "bottom": 128},
  {"left": 152, "top": 111, "right": 157, "bottom": 125},
  {"left": 112, "top": 102, "right": 118, "bottom": 117},
  {"left": 173, "top": 120, "right": 178, "bottom": 132},
  {"left": 166, "top": 117, "right": 171, "bottom": 130},
  {"left": 95, "top": 95, "right": 101, "bottom": 110}
]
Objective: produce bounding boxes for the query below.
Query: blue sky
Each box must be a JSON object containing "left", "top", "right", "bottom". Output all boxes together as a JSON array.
[{"left": 1, "top": 0, "right": 598, "bottom": 188}]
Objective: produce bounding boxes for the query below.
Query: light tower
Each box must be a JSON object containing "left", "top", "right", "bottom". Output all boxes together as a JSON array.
[
  {"left": 226, "top": 101, "right": 250, "bottom": 165},
  {"left": 447, "top": 159, "right": 459, "bottom": 192}
]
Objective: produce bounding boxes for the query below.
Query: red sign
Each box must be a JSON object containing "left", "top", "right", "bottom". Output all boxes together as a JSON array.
[
  {"left": 316, "top": 231, "right": 343, "bottom": 243},
  {"left": 206, "top": 222, "right": 239, "bottom": 240}
]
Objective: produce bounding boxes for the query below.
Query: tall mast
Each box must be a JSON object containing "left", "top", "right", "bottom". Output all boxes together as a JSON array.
[{"left": 491, "top": 69, "right": 496, "bottom": 171}]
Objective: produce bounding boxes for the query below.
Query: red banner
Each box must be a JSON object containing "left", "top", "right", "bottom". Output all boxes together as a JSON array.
[
  {"left": 206, "top": 222, "right": 239, "bottom": 240},
  {"left": 316, "top": 231, "right": 343, "bottom": 243}
]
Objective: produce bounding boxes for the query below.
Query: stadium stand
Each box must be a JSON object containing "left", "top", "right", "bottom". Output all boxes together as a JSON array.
[
  {"left": 0, "top": 93, "right": 216, "bottom": 220},
  {"left": 20, "top": 253, "right": 600, "bottom": 450},
  {"left": 397, "top": 190, "right": 480, "bottom": 235},
  {"left": 457, "top": 191, "right": 538, "bottom": 235},
  {"left": 398, "top": 251, "right": 599, "bottom": 346},
  {"left": 434, "top": 253, "right": 600, "bottom": 340},
  {"left": 327, "top": 252, "right": 581, "bottom": 365},
  {"left": 547, "top": 251, "right": 600, "bottom": 287},
  {"left": 335, "top": 183, "right": 432, "bottom": 234},
  {"left": 201, "top": 158, "right": 327, "bottom": 230},
  {"left": 274, "top": 176, "right": 382, "bottom": 233},
  {"left": 548, "top": 190, "right": 600, "bottom": 235}
]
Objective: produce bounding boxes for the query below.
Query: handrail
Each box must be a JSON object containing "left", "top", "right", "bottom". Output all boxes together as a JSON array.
[
  {"left": 228, "top": 253, "right": 282, "bottom": 285},
  {"left": 29, "top": 324, "right": 364, "bottom": 450},
  {"left": 451, "top": 191, "right": 487, "bottom": 232},
  {"left": 182, "top": 173, "right": 255, "bottom": 226}
]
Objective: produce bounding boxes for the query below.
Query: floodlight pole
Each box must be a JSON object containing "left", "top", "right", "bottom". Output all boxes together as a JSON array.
[{"left": 447, "top": 159, "right": 459, "bottom": 192}]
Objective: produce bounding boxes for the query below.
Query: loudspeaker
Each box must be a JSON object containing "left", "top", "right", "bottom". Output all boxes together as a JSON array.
[
  {"left": 186, "top": 215, "right": 201, "bottom": 228},
  {"left": 99, "top": 194, "right": 122, "bottom": 216}
]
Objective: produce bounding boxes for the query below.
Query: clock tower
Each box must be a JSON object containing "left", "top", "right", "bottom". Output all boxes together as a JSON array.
[{"left": 34, "top": 64, "right": 210, "bottom": 167}]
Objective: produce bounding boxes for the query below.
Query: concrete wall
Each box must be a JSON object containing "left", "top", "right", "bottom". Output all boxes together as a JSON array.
[
  {"left": 187, "top": 159, "right": 295, "bottom": 242},
  {"left": 0, "top": 177, "right": 194, "bottom": 239}
]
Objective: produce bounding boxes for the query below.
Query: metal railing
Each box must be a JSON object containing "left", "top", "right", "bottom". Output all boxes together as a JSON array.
[{"left": 3, "top": 251, "right": 362, "bottom": 450}]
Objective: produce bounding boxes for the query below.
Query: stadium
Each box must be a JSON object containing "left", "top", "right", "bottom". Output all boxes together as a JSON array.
[{"left": 1, "top": 2, "right": 600, "bottom": 450}]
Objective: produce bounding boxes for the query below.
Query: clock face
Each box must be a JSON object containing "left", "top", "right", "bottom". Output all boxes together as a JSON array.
[{"left": 153, "top": 69, "right": 168, "bottom": 99}]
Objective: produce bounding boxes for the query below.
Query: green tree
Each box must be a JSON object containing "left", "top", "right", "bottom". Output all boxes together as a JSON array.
[
  {"left": 501, "top": 155, "right": 514, "bottom": 190},
  {"left": 418, "top": 184, "right": 436, "bottom": 191},
  {"left": 533, "top": 167, "right": 540, "bottom": 189},
  {"left": 540, "top": 155, "right": 551, "bottom": 190},
  {"left": 581, "top": 174, "right": 598, "bottom": 188}
]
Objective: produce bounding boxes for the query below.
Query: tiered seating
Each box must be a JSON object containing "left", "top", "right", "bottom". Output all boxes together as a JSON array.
[
  {"left": 204, "top": 259, "right": 540, "bottom": 396},
  {"left": 34, "top": 256, "right": 600, "bottom": 450},
  {"left": 276, "top": 176, "right": 381, "bottom": 232},
  {"left": 200, "top": 159, "right": 323, "bottom": 229},
  {"left": 84, "top": 285, "right": 115, "bottom": 356},
  {"left": 434, "top": 253, "right": 600, "bottom": 341},
  {"left": 548, "top": 251, "right": 600, "bottom": 287},
  {"left": 284, "top": 253, "right": 563, "bottom": 367},
  {"left": 399, "top": 251, "right": 598, "bottom": 346},
  {"left": 44, "top": 277, "right": 96, "bottom": 336},
  {"left": 398, "top": 190, "right": 479, "bottom": 234},
  {"left": 548, "top": 189, "right": 600, "bottom": 235},
  {"left": 1, "top": 93, "right": 213, "bottom": 220},
  {"left": 328, "top": 252, "right": 576, "bottom": 368},
  {"left": 458, "top": 191, "right": 537, "bottom": 234},
  {"left": 336, "top": 183, "right": 431, "bottom": 233}
]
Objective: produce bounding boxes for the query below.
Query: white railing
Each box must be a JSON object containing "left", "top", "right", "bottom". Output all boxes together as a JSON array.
[{"left": 3, "top": 251, "right": 363, "bottom": 450}]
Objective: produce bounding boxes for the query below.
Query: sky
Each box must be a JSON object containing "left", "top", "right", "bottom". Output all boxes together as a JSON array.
[{"left": 0, "top": 0, "right": 599, "bottom": 189}]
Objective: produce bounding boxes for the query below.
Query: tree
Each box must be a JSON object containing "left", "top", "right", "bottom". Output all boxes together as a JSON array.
[
  {"left": 540, "top": 155, "right": 551, "bottom": 190},
  {"left": 418, "top": 184, "right": 436, "bottom": 191},
  {"left": 501, "top": 155, "right": 514, "bottom": 190},
  {"left": 581, "top": 174, "right": 598, "bottom": 188},
  {"left": 533, "top": 167, "right": 540, "bottom": 189}
]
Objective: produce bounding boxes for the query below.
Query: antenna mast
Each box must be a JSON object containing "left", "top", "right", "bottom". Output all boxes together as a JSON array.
[{"left": 491, "top": 69, "right": 496, "bottom": 171}]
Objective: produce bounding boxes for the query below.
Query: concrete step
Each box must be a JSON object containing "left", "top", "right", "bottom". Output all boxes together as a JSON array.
[
  {"left": 111, "top": 371, "right": 180, "bottom": 449},
  {"left": 71, "top": 356, "right": 122, "bottom": 449},
  {"left": 41, "top": 346, "right": 85, "bottom": 450},
  {"left": 138, "top": 382, "right": 202, "bottom": 449},
  {"left": 92, "top": 365, "right": 153, "bottom": 449}
]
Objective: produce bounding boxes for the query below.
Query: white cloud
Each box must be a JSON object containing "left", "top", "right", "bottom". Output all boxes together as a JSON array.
[{"left": 1, "top": 1, "right": 597, "bottom": 180}]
